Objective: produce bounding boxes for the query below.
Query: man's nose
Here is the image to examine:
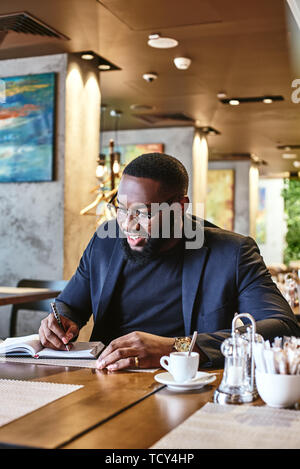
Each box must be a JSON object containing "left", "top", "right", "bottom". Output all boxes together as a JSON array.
[{"left": 123, "top": 212, "right": 139, "bottom": 232}]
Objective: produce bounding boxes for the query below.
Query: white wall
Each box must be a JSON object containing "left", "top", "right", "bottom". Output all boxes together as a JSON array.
[{"left": 256, "top": 178, "right": 285, "bottom": 265}]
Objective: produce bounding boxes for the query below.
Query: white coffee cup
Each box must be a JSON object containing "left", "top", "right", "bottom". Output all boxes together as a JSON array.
[{"left": 160, "top": 352, "right": 199, "bottom": 383}]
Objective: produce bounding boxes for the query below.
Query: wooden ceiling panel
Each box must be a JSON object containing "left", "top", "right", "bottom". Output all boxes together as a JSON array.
[
  {"left": 124, "top": 73, "right": 207, "bottom": 98},
  {"left": 98, "top": 0, "right": 285, "bottom": 31},
  {"left": 97, "top": 0, "right": 222, "bottom": 30},
  {"left": 0, "top": 0, "right": 298, "bottom": 173}
]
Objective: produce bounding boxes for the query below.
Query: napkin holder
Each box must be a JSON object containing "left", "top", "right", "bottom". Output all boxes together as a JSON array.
[{"left": 214, "top": 313, "right": 259, "bottom": 404}]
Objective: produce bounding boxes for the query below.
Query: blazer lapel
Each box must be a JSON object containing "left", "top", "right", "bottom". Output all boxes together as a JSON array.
[
  {"left": 96, "top": 239, "right": 125, "bottom": 320},
  {"left": 182, "top": 245, "right": 209, "bottom": 335}
]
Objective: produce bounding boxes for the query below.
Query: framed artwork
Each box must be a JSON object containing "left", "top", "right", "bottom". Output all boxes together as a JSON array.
[
  {"left": 101, "top": 143, "right": 164, "bottom": 190},
  {"left": 0, "top": 72, "right": 56, "bottom": 182},
  {"left": 206, "top": 169, "right": 235, "bottom": 230}
]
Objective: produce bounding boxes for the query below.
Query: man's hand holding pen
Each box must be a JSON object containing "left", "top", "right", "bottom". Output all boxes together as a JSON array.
[{"left": 39, "top": 308, "right": 79, "bottom": 351}]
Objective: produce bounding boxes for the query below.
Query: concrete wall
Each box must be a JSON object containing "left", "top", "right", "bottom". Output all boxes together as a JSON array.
[
  {"left": 0, "top": 54, "right": 100, "bottom": 338},
  {"left": 0, "top": 54, "right": 67, "bottom": 337}
]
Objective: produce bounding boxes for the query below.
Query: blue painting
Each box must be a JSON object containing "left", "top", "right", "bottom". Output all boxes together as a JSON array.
[{"left": 0, "top": 73, "right": 56, "bottom": 182}]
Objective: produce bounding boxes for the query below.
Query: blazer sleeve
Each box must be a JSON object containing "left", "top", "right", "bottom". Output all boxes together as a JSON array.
[
  {"left": 196, "top": 236, "right": 300, "bottom": 367},
  {"left": 54, "top": 234, "right": 97, "bottom": 329}
]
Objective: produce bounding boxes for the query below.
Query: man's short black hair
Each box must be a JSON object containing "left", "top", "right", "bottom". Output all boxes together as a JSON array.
[{"left": 123, "top": 152, "right": 189, "bottom": 195}]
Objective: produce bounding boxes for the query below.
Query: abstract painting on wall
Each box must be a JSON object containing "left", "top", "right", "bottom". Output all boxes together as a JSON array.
[
  {"left": 115, "top": 143, "right": 164, "bottom": 166},
  {"left": 206, "top": 169, "right": 235, "bottom": 230},
  {"left": 102, "top": 143, "right": 164, "bottom": 190},
  {"left": 0, "top": 73, "right": 56, "bottom": 182}
]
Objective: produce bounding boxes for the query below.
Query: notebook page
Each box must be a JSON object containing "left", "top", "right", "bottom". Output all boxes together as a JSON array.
[
  {"left": 0, "top": 334, "right": 42, "bottom": 355},
  {"left": 37, "top": 341, "right": 104, "bottom": 358}
]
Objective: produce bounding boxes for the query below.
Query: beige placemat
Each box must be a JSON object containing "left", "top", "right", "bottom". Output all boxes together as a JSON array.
[
  {"left": 0, "top": 356, "right": 98, "bottom": 368},
  {"left": 0, "top": 356, "right": 158, "bottom": 372},
  {"left": 151, "top": 402, "right": 300, "bottom": 449},
  {"left": 0, "top": 379, "right": 83, "bottom": 428}
]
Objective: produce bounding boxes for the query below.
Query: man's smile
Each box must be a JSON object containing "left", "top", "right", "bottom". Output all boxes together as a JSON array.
[{"left": 125, "top": 231, "right": 148, "bottom": 248}]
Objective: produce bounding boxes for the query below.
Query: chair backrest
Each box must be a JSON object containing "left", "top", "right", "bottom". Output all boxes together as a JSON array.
[
  {"left": 13, "top": 279, "right": 68, "bottom": 312},
  {"left": 10, "top": 279, "right": 68, "bottom": 336}
]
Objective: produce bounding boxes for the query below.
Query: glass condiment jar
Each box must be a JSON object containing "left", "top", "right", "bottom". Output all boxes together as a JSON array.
[{"left": 214, "top": 313, "right": 259, "bottom": 404}]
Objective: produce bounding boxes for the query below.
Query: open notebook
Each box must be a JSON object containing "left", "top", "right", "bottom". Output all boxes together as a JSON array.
[{"left": 0, "top": 334, "right": 105, "bottom": 359}]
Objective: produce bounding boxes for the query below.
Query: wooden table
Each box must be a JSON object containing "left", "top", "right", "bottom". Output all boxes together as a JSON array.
[
  {"left": 0, "top": 287, "right": 61, "bottom": 306},
  {"left": 63, "top": 369, "right": 225, "bottom": 450},
  {"left": 0, "top": 361, "right": 223, "bottom": 449}
]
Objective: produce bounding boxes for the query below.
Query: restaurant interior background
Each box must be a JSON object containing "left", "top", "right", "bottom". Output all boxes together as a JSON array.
[{"left": 0, "top": 0, "right": 299, "bottom": 339}]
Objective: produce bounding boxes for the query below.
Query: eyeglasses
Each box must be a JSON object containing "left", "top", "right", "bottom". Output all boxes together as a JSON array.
[{"left": 107, "top": 192, "right": 183, "bottom": 224}]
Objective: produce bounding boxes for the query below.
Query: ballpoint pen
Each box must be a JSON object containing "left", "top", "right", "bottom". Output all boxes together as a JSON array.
[{"left": 50, "top": 302, "right": 70, "bottom": 351}]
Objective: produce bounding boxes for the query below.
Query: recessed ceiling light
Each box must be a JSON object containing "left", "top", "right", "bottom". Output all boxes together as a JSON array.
[
  {"left": 148, "top": 33, "right": 178, "bottom": 49},
  {"left": 217, "top": 92, "right": 227, "bottom": 99},
  {"left": 282, "top": 153, "right": 297, "bottom": 159},
  {"left": 293, "top": 160, "right": 300, "bottom": 168},
  {"left": 110, "top": 109, "right": 122, "bottom": 117},
  {"left": 221, "top": 95, "right": 284, "bottom": 104},
  {"left": 277, "top": 145, "right": 300, "bottom": 150},
  {"left": 81, "top": 53, "right": 94, "bottom": 60},
  {"left": 130, "top": 104, "right": 154, "bottom": 111},
  {"left": 197, "top": 126, "right": 220, "bottom": 135},
  {"left": 98, "top": 64, "right": 111, "bottom": 70},
  {"left": 229, "top": 99, "right": 240, "bottom": 106},
  {"left": 76, "top": 51, "right": 121, "bottom": 71}
]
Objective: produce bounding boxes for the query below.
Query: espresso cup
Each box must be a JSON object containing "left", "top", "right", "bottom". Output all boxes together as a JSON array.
[{"left": 160, "top": 352, "right": 199, "bottom": 383}]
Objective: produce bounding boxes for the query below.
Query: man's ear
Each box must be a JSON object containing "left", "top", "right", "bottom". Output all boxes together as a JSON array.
[{"left": 180, "top": 195, "right": 190, "bottom": 213}]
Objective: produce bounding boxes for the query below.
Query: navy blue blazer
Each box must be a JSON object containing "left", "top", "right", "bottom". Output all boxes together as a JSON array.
[{"left": 56, "top": 216, "right": 300, "bottom": 366}]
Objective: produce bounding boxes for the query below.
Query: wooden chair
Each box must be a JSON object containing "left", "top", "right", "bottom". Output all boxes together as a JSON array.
[{"left": 9, "top": 279, "right": 67, "bottom": 337}]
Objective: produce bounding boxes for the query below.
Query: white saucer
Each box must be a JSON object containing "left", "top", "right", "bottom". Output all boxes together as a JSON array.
[{"left": 155, "top": 371, "right": 216, "bottom": 391}]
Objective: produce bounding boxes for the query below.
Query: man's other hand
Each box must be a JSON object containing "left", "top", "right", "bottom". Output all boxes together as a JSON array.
[{"left": 96, "top": 331, "right": 175, "bottom": 371}]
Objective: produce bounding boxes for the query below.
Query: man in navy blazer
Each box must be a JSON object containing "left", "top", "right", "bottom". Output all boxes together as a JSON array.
[{"left": 39, "top": 153, "right": 300, "bottom": 369}]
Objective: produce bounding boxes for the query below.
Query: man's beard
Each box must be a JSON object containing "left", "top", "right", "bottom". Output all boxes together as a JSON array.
[
  {"left": 119, "top": 212, "right": 182, "bottom": 265},
  {"left": 120, "top": 235, "right": 167, "bottom": 265}
]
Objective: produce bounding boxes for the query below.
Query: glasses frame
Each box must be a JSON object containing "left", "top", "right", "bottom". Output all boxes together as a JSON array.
[{"left": 107, "top": 192, "right": 185, "bottom": 224}]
